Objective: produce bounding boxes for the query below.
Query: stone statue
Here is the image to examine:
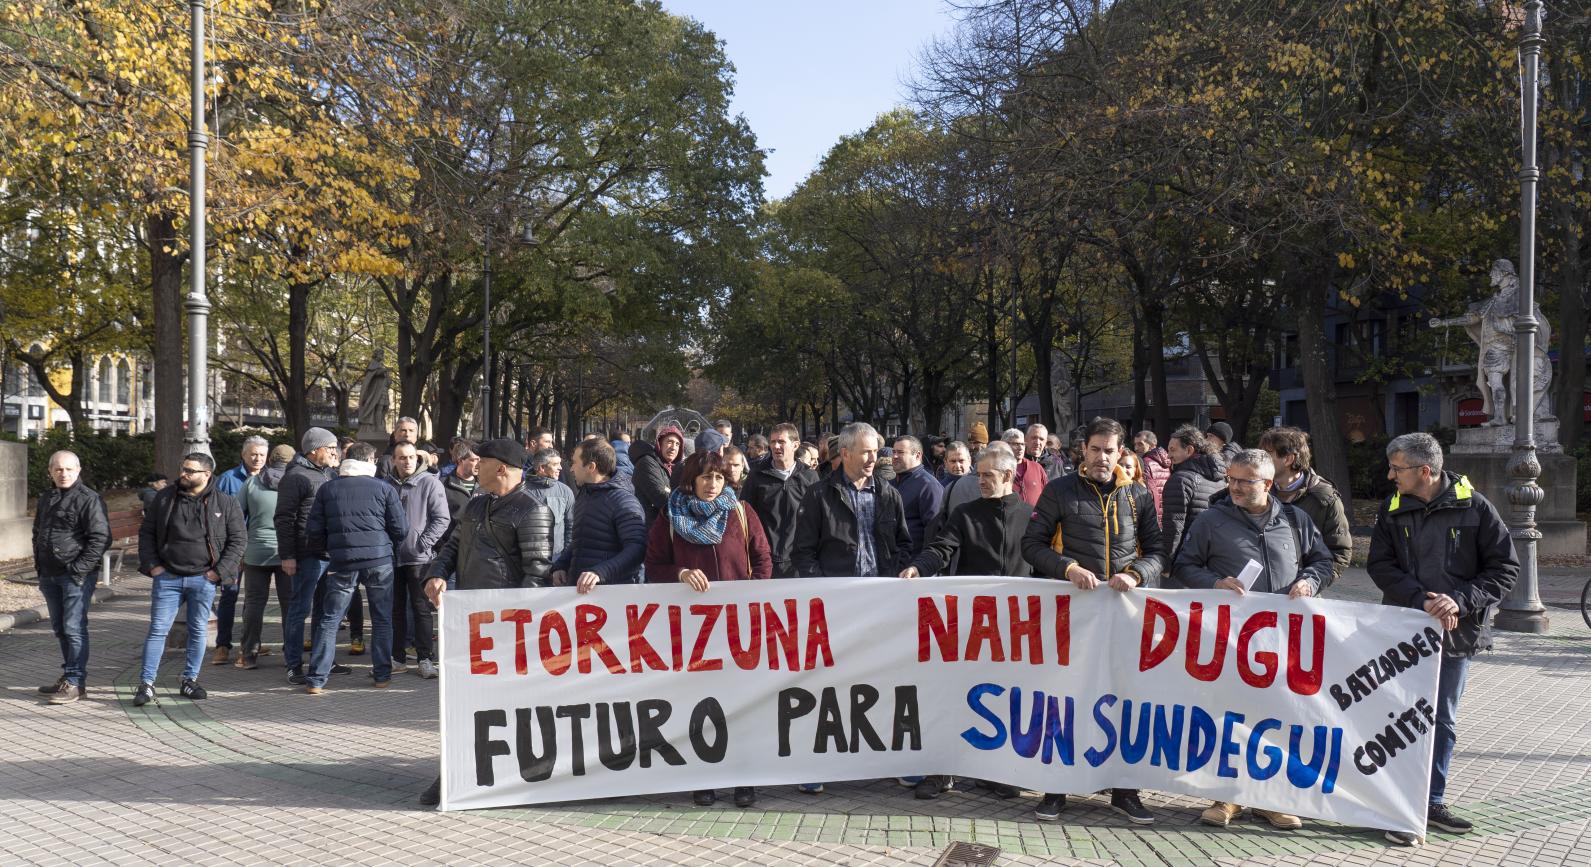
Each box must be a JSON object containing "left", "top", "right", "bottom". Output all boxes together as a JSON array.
[
  {"left": 356, "top": 349, "right": 392, "bottom": 437},
  {"left": 1430, "top": 259, "right": 1553, "bottom": 426}
]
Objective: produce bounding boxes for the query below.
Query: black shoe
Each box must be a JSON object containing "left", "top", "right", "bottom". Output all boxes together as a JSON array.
[
  {"left": 1427, "top": 804, "right": 1472, "bottom": 834},
  {"left": 132, "top": 683, "right": 155, "bottom": 707},
  {"left": 179, "top": 679, "right": 208, "bottom": 700},
  {"left": 419, "top": 778, "right": 441, "bottom": 807},
  {"left": 38, "top": 675, "right": 68, "bottom": 695},
  {"left": 1110, "top": 791, "right": 1154, "bottom": 825},
  {"left": 287, "top": 666, "right": 307, "bottom": 686},
  {"left": 915, "top": 776, "right": 948, "bottom": 800},
  {"left": 733, "top": 787, "right": 756, "bottom": 808},
  {"left": 692, "top": 789, "right": 716, "bottom": 806},
  {"left": 1034, "top": 793, "right": 1066, "bottom": 821},
  {"left": 330, "top": 663, "right": 352, "bottom": 675}
]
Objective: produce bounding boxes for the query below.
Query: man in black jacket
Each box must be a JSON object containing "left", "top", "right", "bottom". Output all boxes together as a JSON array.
[
  {"left": 555, "top": 438, "right": 647, "bottom": 591},
  {"left": 1160, "top": 424, "right": 1226, "bottom": 577},
  {"left": 1371, "top": 433, "right": 1518, "bottom": 847},
  {"left": 133, "top": 452, "right": 246, "bottom": 707},
  {"left": 740, "top": 422, "right": 818, "bottom": 577},
  {"left": 32, "top": 450, "right": 110, "bottom": 705},
  {"left": 1022, "top": 417, "right": 1165, "bottom": 825},
  {"left": 900, "top": 445, "right": 1031, "bottom": 800},
  {"left": 273, "top": 427, "right": 340, "bottom": 682},
  {"left": 303, "top": 442, "right": 407, "bottom": 694},
  {"left": 792, "top": 422, "right": 911, "bottom": 580},
  {"left": 420, "top": 437, "right": 555, "bottom": 807},
  {"left": 631, "top": 424, "right": 685, "bottom": 525}
]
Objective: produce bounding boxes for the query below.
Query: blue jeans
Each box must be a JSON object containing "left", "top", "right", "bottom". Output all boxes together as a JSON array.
[
  {"left": 1429, "top": 653, "right": 1472, "bottom": 806},
  {"left": 212, "top": 581, "right": 240, "bottom": 648},
  {"left": 139, "top": 573, "right": 218, "bottom": 684},
  {"left": 308, "top": 564, "right": 393, "bottom": 687},
  {"left": 282, "top": 557, "right": 328, "bottom": 670},
  {"left": 39, "top": 573, "right": 97, "bottom": 686}
]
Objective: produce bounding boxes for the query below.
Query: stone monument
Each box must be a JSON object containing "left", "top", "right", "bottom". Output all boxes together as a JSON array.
[
  {"left": 356, "top": 349, "right": 392, "bottom": 443},
  {"left": 0, "top": 441, "right": 28, "bottom": 561},
  {"left": 1432, "top": 259, "right": 1584, "bottom": 555}
]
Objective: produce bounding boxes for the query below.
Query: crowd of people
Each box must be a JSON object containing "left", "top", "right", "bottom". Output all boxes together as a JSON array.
[{"left": 28, "top": 412, "right": 1517, "bottom": 846}]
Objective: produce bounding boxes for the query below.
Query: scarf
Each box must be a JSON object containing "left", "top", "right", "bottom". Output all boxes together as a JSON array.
[{"left": 667, "top": 487, "right": 738, "bottom": 546}]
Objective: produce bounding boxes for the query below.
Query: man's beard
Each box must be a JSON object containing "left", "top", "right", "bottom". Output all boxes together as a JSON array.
[{"left": 178, "top": 477, "right": 204, "bottom": 493}]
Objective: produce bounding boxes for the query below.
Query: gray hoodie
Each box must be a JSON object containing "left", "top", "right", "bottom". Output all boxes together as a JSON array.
[
  {"left": 1171, "top": 495, "right": 1334, "bottom": 596},
  {"left": 388, "top": 469, "right": 451, "bottom": 567}
]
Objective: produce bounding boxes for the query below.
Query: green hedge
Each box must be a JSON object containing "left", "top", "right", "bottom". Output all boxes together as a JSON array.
[{"left": 3, "top": 425, "right": 298, "bottom": 499}]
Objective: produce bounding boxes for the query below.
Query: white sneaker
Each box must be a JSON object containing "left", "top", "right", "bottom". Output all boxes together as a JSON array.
[{"left": 418, "top": 659, "right": 438, "bottom": 679}]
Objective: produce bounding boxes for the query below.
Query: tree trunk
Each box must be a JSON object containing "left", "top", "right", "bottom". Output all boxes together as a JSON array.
[
  {"left": 1554, "top": 198, "right": 1585, "bottom": 452},
  {"left": 286, "top": 279, "right": 312, "bottom": 439},
  {"left": 147, "top": 211, "right": 186, "bottom": 477},
  {"left": 1030, "top": 325, "right": 1057, "bottom": 431},
  {"left": 1130, "top": 310, "right": 1148, "bottom": 434},
  {"left": 21, "top": 352, "right": 87, "bottom": 432},
  {"left": 1297, "top": 277, "right": 1353, "bottom": 516},
  {"left": 1143, "top": 297, "right": 1172, "bottom": 441}
]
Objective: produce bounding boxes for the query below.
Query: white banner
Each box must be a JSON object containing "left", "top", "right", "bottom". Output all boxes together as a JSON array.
[{"left": 439, "top": 577, "right": 1439, "bottom": 834}]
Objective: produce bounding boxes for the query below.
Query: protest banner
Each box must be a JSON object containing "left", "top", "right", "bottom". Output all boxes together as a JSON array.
[{"left": 438, "top": 577, "right": 1439, "bottom": 834}]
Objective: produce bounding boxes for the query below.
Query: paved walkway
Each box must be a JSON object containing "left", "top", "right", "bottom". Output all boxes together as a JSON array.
[{"left": 0, "top": 568, "right": 1587, "bottom": 866}]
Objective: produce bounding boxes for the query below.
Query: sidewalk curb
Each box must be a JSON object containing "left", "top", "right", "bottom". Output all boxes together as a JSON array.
[{"left": 0, "top": 584, "right": 120, "bottom": 635}]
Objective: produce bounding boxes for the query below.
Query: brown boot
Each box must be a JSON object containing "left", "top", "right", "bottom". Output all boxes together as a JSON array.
[{"left": 1200, "top": 802, "right": 1243, "bottom": 827}]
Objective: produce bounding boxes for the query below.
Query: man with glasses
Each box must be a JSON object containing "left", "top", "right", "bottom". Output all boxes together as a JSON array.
[
  {"left": 133, "top": 453, "right": 246, "bottom": 706},
  {"left": 1172, "top": 448, "right": 1334, "bottom": 831},
  {"left": 1370, "top": 433, "right": 1518, "bottom": 847}
]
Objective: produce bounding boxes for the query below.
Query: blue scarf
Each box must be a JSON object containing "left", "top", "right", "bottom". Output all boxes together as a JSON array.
[{"left": 667, "top": 488, "right": 738, "bottom": 546}]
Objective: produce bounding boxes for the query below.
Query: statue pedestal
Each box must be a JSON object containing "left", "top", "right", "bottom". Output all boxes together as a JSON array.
[
  {"left": 1451, "top": 419, "right": 1562, "bottom": 455},
  {"left": 0, "top": 441, "right": 29, "bottom": 561},
  {"left": 356, "top": 424, "right": 389, "bottom": 447},
  {"left": 1446, "top": 440, "right": 1585, "bottom": 557}
]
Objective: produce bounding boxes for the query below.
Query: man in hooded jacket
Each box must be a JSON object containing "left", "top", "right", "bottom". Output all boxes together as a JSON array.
[{"left": 631, "top": 425, "right": 686, "bottom": 525}]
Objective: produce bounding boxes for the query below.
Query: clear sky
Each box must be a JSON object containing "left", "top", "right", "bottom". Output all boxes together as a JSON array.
[{"left": 659, "top": 0, "right": 958, "bottom": 201}]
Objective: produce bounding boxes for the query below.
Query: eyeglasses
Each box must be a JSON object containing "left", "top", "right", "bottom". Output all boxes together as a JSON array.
[
  {"left": 178, "top": 467, "right": 210, "bottom": 476},
  {"left": 1388, "top": 464, "right": 1425, "bottom": 474},
  {"left": 1225, "top": 476, "right": 1267, "bottom": 489}
]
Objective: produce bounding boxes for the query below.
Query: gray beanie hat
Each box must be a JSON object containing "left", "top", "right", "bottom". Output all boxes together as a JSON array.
[{"left": 301, "top": 427, "right": 337, "bottom": 454}]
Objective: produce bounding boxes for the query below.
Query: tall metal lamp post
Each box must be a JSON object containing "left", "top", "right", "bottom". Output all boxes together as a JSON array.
[
  {"left": 1496, "top": 0, "right": 1548, "bottom": 634},
  {"left": 183, "top": 0, "right": 212, "bottom": 457}
]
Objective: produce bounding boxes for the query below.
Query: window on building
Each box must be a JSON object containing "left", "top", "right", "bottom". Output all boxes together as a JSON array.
[
  {"left": 98, "top": 357, "right": 112, "bottom": 404},
  {"left": 25, "top": 345, "right": 45, "bottom": 396},
  {"left": 117, "top": 359, "right": 131, "bottom": 404}
]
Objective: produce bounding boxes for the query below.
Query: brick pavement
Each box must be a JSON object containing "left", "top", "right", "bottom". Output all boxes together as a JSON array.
[{"left": 0, "top": 568, "right": 1586, "bottom": 866}]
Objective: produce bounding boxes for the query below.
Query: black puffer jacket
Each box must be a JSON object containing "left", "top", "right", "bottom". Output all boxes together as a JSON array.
[
  {"left": 912, "top": 492, "right": 1031, "bottom": 577},
  {"left": 1022, "top": 470, "right": 1165, "bottom": 586},
  {"left": 792, "top": 469, "right": 912, "bottom": 577},
  {"left": 272, "top": 455, "right": 337, "bottom": 561},
  {"left": 1368, "top": 472, "right": 1518, "bottom": 657},
  {"left": 740, "top": 462, "right": 819, "bottom": 577},
  {"left": 32, "top": 482, "right": 110, "bottom": 582},
  {"left": 430, "top": 483, "right": 555, "bottom": 590},
  {"left": 304, "top": 474, "right": 407, "bottom": 572},
  {"left": 1160, "top": 453, "right": 1226, "bottom": 575},
  {"left": 439, "top": 470, "right": 478, "bottom": 543}
]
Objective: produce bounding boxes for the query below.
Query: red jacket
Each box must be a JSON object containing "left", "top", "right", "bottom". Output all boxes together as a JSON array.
[
  {"left": 644, "top": 501, "right": 774, "bottom": 583},
  {"left": 1014, "top": 458, "right": 1047, "bottom": 506}
]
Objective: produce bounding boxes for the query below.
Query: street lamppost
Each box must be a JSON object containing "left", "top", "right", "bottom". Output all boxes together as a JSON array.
[
  {"left": 1496, "top": 0, "right": 1548, "bottom": 634},
  {"left": 183, "top": 0, "right": 211, "bottom": 457}
]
